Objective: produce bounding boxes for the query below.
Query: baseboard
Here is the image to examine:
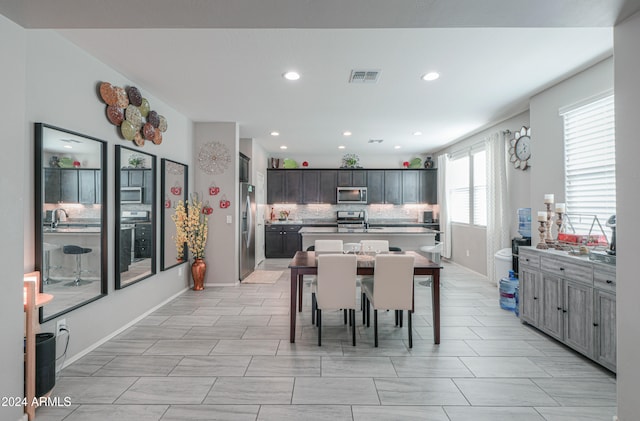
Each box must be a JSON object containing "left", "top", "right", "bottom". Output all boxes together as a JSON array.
[
  {"left": 60, "top": 287, "right": 189, "bottom": 368},
  {"left": 205, "top": 281, "right": 240, "bottom": 287}
]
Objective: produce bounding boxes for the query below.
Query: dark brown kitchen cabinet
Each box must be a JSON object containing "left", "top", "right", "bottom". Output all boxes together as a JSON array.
[
  {"left": 337, "top": 170, "right": 367, "bottom": 187},
  {"left": 44, "top": 168, "right": 100, "bottom": 204},
  {"left": 265, "top": 224, "right": 301, "bottom": 258},
  {"left": 267, "top": 170, "right": 302, "bottom": 203},
  {"left": 302, "top": 170, "right": 338, "bottom": 204},
  {"left": 239, "top": 153, "right": 250, "bottom": 183},
  {"left": 402, "top": 170, "right": 420, "bottom": 204},
  {"left": 420, "top": 169, "right": 438, "bottom": 204},
  {"left": 384, "top": 170, "right": 403, "bottom": 204},
  {"left": 143, "top": 169, "right": 154, "bottom": 204},
  {"left": 367, "top": 170, "right": 385, "bottom": 204}
]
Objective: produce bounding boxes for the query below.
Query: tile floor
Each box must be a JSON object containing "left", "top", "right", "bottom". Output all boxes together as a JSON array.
[{"left": 37, "top": 259, "right": 616, "bottom": 421}]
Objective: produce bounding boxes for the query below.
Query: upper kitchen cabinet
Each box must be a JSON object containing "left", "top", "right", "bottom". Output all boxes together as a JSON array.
[
  {"left": 420, "top": 169, "right": 438, "bottom": 204},
  {"left": 384, "top": 170, "right": 403, "bottom": 204},
  {"left": 267, "top": 169, "right": 302, "bottom": 203},
  {"left": 44, "top": 168, "right": 101, "bottom": 204},
  {"left": 337, "top": 169, "right": 367, "bottom": 187},
  {"left": 403, "top": 169, "right": 438, "bottom": 204},
  {"left": 239, "top": 153, "right": 250, "bottom": 183},
  {"left": 302, "top": 170, "right": 338, "bottom": 204},
  {"left": 367, "top": 170, "right": 385, "bottom": 204}
]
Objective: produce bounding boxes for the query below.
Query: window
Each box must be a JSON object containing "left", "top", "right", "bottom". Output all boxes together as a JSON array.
[
  {"left": 448, "top": 156, "right": 469, "bottom": 223},
  {"left": 560, "top": 93, "right": 616, "bottom": 235},
  {"left": 447, "top": 148, "right": 486, "bottom": 226}
]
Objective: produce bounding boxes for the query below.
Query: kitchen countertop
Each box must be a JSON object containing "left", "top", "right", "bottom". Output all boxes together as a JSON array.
[{"left": 299, "top": 226, "right": 437, "bottom": 234}]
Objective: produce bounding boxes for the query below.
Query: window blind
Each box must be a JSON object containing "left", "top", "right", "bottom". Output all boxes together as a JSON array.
[
  {"left": 448, "top": 156, "right": 470, "bottom": 224},
  {"left": 561, "top": 94, "right": 616, "bottom": 234},
  {"left": 473, "top": 150, "right": 487, "bottom": 226}
]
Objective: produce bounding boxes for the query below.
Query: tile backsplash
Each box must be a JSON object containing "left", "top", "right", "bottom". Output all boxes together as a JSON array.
[{"left": 269, "top": 203, "right": 439, "bottom": 222}]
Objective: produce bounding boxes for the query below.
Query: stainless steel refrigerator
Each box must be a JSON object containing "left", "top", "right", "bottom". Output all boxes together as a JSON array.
[{"left": 239, "top": 182, "right": 256, "bottom": 281}]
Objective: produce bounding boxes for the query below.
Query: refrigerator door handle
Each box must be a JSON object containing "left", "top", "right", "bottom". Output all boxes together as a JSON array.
[{"left": 245, "top": 195, "right": 252, "bottom": 248}]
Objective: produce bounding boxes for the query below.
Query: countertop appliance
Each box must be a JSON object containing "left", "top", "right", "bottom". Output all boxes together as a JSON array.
[
  {"left": 337, "top": 210, "right": 367, "bottom": 229},
  {"left": 239, "top": 182, "right": 256, "bottom": 281},
  {"left": 606, "top": 214, "right": 616, "bottom": 255},
  {"left": 337, "top": 186, "right": 367, "bottom": 204}
]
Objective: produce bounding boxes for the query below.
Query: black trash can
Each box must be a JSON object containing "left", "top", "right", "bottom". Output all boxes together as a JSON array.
[{"left": 35, "top": 333, "right": 56, "bottom": 397}]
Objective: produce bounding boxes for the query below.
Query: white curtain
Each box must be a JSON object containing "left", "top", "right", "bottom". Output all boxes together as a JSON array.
[
  {"left": 485, "top": 131, "right": 511, "bottom": 285},
  {"left": 437, "top": 154, "right": 452, "bottom": 259}
]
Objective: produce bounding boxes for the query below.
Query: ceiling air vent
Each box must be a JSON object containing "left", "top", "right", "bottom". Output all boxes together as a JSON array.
[{"left": 349, "top": 69, "right": 380, "bottom": 84}]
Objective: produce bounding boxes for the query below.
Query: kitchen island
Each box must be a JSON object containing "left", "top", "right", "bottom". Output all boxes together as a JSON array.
[{"left": 299, "top": 226, "right": 437, "bottom": 251}]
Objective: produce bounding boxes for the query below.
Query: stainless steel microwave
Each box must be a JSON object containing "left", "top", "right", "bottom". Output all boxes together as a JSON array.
[
  {"left": 120, "top": 187, "right": 143, "bottom": 204},
  {"left": 337, "top": 187, "right": 368, "bottom": 204}
]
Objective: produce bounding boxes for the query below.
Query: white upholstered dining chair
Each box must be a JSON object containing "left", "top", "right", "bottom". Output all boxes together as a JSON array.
[
  {"left": 315, "top": 253, "right": 358, "bottom": 346},
  {"left": 361, "top": 254, "right": 415, "bottom": 347},
  {"left": 310, "top": 239, "right": 345, "bottom": 324},
  {"left": 359, "top": 239, "right": 389, "bottom": 253}
]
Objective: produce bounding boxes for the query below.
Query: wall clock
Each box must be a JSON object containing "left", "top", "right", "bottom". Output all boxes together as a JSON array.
[{"left": 509, "top": 126, "right": 532, "bottom": 170}]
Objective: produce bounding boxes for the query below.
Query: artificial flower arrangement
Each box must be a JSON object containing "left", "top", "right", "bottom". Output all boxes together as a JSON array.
[{"left": 171, "top": 193, "right": 209, "bottom": 260}]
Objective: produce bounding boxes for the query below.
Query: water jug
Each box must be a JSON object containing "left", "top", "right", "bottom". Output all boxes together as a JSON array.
[{"left": 499, "top": 270, "right": 519, "bottom": 312}]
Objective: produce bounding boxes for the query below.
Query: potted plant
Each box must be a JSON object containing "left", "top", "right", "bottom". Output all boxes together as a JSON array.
[{"left": 172, "top": 193, "right": 210, "bottom": 290}]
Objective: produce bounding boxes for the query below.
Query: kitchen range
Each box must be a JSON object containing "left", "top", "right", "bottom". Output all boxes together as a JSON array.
[{"left": 120, "top": 210, "right": 152, "bottom": 272}]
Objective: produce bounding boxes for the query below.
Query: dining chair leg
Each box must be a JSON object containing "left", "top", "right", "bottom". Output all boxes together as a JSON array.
[
  {"left": 374, "top": 309, "right": 378, "bottom": 347},
  {"left": 344, "top": 309, "right": 348, "bottom": 325},
  {"left": 366, "top": 298, "right": 371, "bottom": 328},
  {"left": 362, "top": 296, "right": 366, "bottom": 325},
  {"left": 317, "top": 309, "right": 322, "bottom": 346},
  {"left": 399, "top": 310, "right": 403, "bottom": 328},
  {"left": 311, "top": 293, "right": 316, "bottom": 325},
  {"left": 395, "top": 310, "right": 398, "bottom": 326},
  {"left": 407, "top": 309, "right": 412, "bottom": 348},
  {"left": 351, "top": 309, "right": 356, "bottom": 346}
]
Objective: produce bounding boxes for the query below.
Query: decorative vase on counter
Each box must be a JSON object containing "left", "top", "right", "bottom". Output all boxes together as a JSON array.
[{"left": 191, "top": 258, "right": 206, "bottom": 291}]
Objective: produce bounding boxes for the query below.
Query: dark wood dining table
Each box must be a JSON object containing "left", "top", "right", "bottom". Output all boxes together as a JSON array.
[{"left": 288, "top": 250, "right": 442, "bottom": 344}]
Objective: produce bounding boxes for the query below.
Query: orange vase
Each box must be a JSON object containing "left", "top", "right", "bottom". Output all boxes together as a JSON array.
[{"left": 191, "top": 258, "right": 206, "bottom": 291}]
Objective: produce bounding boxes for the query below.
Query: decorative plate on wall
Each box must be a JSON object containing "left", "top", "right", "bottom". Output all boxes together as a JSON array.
[{"left": 198, "top": 141, "right": 231, "bottom": 175}]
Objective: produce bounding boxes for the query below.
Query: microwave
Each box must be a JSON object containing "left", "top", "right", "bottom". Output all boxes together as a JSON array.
[
  {"left": 337, "top": 187, "right": 368, "bottom": 204},
  {"left": 121, "top": 187, "right": 143, "bottom": 204}
]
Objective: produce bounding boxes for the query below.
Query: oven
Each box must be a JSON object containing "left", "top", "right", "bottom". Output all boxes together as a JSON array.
[{"left": 336, "top": 210, "right": 367, "bottom": 230}]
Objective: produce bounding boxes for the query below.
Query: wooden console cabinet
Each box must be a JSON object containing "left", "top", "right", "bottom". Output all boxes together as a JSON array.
[{"left": 518, "top": 247, "right": 616, "bottom": 372}]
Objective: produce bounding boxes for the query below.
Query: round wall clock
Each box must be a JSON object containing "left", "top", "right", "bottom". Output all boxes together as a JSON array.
[
  {"left": 198, "top": 141, "right": 231, "bottom": 175},
  {"left": 509, "top": 126, "right": 532, "bottom": 170}
]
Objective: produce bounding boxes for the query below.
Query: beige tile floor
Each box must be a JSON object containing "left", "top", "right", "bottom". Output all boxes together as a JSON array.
[{"left": 37, "top": 259, "right": 616, "bottom": 421}]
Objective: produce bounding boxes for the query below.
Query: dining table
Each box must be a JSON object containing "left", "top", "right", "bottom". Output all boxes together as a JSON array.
[{"left": 288, "top": 250, "right": 442, "bottom": 344}]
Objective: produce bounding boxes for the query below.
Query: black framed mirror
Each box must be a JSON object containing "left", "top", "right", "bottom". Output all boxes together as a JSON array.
[
  {"left": 115, "top": 145, "right": 157, "bottom": 289},
  {"left": 35, "top": 123, "right": 108, "bottom": 322},
  {"left": 161, "top": 159, "right": 188, "bottom": 270}
]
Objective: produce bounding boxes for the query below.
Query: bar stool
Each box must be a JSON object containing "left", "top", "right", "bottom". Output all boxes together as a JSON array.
[
  {"left": 63, "top": 245, "right": 92, "bottom": 286},
  {"left": 42, "top": 243, "right": 62, "bottom": 285}
]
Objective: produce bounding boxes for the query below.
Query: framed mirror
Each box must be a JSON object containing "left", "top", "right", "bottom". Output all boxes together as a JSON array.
[
  {"left": 115, "top": 145, "right": 157, "bottom": 289},
  {"left": 35, "top": 123, "right": 108, "bottom": 322},
  {"left": 161, "top": 159, "right": 188, "bottom": 270}
]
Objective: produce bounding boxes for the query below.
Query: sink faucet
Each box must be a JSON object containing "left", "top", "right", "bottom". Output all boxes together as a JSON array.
[{"left": 51, "top": 207, "right": 68, "bottom": 228}]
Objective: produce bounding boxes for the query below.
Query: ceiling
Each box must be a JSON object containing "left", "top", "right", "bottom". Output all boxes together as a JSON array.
[{"left": 2, "top": 1, "right": 638, "bottom": 156}]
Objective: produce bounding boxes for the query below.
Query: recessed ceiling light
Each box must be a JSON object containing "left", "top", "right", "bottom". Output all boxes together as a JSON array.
[
  {"left": 338, "top": 145, "right": 346, "bottom": 149},
  {"left": 413, "top": 131, "right": 422, "bottom": 136},
  {"left": 343, "top": 131, "right": 352, "bottom": 137},
  {"left": 270, "top": 131, "right": 280, "bottom": 136},
  {"left": 394, "top": 145, "right": 401, "bottom": 149},
  {"left": 63, "top": 145, "right": 73, "bottom": 149},
  {"left": 421, "top": 72, "right": 440, "bottom": 81},
  {"left": 283, "top": 71, "right": 300, "bottom": 81},
  {"left": 280, "top": 145, "right": 288, "bottom": 150}
]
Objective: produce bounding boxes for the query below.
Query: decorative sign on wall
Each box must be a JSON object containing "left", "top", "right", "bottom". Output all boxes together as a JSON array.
[
  {"left": 197, "top": 141, "right": 231, "bottom": 175},
  {"left": 99, "top": 81, "right": 168, "bottom": 147}
]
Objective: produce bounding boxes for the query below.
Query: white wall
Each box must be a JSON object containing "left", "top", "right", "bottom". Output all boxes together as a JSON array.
[
  {"left": 194, "top": 122, "right": 239, "bottom": 285},
  {"left": 614, "top": 11, "right": 640, "bottom": 420},
  {"left": 0, "top": 14, "right": 27, "bottom": 421},
  {"left": 23, "top": 30, "right": 194, "bottom": 361},
  {"left": 528, "top": 57, "right": 613, "bottom": 210}
]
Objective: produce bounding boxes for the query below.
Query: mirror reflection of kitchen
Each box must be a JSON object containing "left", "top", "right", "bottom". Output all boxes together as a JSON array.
[
  {"left": 41, "top": 126, "right": 105, "bottom": 320},
  {"left": 116, "top": 146, "right": 155, "bottom": 288}
]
